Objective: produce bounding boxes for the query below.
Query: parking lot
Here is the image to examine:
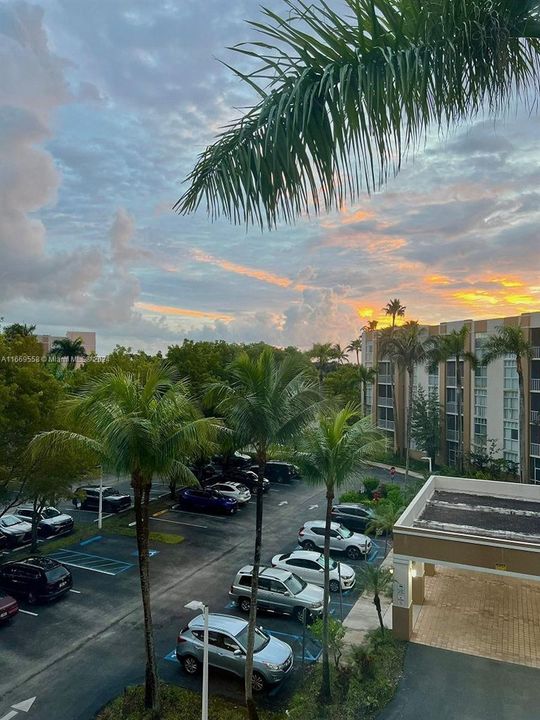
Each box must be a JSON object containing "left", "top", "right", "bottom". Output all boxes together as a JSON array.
[{"left": 0, "top": 476, "right": 386, "bottom": 720}]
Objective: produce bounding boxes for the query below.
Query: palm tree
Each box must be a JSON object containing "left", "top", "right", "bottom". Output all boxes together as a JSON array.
[
  {"left": 294, "top": 405, "right": 384, "bottom": 703},
  {"left": 332, "top": 343, "right": 348, "bottom": 364},
  {"left": 3, "top": 323, "right": 36, "bottom": 341},
  {"left": 482, "top": 326, "right": 533, "bottom": 483},
  {"left": 51, "top": 337, "right": 87, "bottom": 369},
  {"left": 346, "top": 338, "right": 362, "bottom": 366},
  {"left": 361, "top": 564, "right": 394, "bottom": 631},
  {"left": 209, "top": 350, "right": 320, "bottom": 720},
  {"left": 307, "top": 342, "right": 335, "bottom": 387},
  {"left": 367, "top": 500, "right": 404, "bottom": 556},
  {"left": 382, "top": 299, "right": 406, "bottom": 328},
  {"left": 379, "top": 322, "right": 426, "bottom": 479},
  {"left": 358, "top": 364, "right": 377, "bottom": 417},
  {"left": 365, "top": 321, "right": 379, "bottom": 332},
  {"left": 175, "top": 1, "right": 540, "bottom": 227},
  {"left": 30, "top": 367, "right": 216, "bottom": 713},
  {"left": 425, "top": 327, "right": 477, "bottom": 472}
]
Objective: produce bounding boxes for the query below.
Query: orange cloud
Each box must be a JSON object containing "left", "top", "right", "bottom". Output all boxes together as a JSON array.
[
  {"left": 191, "top": 249, "right": 309, "bottom": 291},
  {"left": 453, "top": 291, "right": 499, "bottom": 305},
  {"left": 320, "top": 206, "right": 375, "bottom": 229},
  {"left": 426, "top": 274, "right": 452, "bottom": 285},
  {"left": 504, "top": 294, "right": 536, "bottom": 305},
  {"left": 136, "top": 302, "right": 234, "bottom": 322}
]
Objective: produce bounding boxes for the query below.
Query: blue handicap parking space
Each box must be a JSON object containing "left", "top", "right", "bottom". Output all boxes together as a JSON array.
[
  {"left": 131, "top": 549, "right": 159, "bottom": 558},
  {"left": 264, "top": 628, "right": 322, "bottom": 663},
  {"left": 49, "top": 549, "right": 134, "bottom": 576},
  {"left": 164, "top": 650, "right": 177, "bottom": 663},
  {"left": 366, "top": 538, "right": 385, "bottom": 564}
]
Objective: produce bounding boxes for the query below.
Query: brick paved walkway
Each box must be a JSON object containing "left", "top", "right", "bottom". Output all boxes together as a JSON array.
[{"left": 412, "top": 567, "right": 540, "bottom": 668}]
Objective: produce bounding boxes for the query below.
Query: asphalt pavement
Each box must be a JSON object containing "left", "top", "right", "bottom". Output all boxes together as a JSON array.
[{"left": 0, "top": 476, "right": 385, "bottom": 720}]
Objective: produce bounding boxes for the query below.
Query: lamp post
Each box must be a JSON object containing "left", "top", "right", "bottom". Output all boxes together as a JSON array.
[
  {"left": 97, "top": 466, "right": 103, "bottom": 530},
  {"left": 185, "top": 600, "right": 209, "bottom": 720},
  {"left": 421, "top": 456, "right": 432, "bottom": 475}
]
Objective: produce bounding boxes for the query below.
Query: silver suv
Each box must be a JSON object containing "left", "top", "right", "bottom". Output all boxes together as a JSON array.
[
  {"left": 230, "top": 565, "right": 324, "bottom": 622},
  {"left": 176, "top": 613, "right": 293, "bottom": 692},
  {"left": 298, "top": 520, "right": 372, "bottom": 560}
]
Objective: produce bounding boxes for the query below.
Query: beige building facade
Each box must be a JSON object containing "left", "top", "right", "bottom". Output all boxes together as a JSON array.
[
  {"left": 37, "top": 330, "right": 96, "bottom": 357},
  {"left": 362, "top": 312, "right": 540, "bottom": 483}
]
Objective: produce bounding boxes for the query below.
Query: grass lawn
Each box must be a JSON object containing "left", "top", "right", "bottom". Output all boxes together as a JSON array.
[{"left": 97, "top": 684, "right": 286, "bottom": 720}]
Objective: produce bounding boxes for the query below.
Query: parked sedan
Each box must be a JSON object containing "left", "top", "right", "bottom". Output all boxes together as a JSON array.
[
  {"left": 214, "top": 469, "right": 270, "bottom": 494},
  {"left": 298, "top": 521, "right": 372, "bottom": 561},
  {"left": 16, "top": 506, "right": 74, "bottom": 538},
  {"left": 0, "top": 556, "right": 72, "bottom": 603},
  {"left": 250, "top": 461, "right": 299, "bottom": 483},
  {"left": 176, "top": 613, "right": 293, "bottom": 692},
  {"left": 0, "top": 515, "right": 32, "bottom": 548},
  {"left": 271, "top": 550, "right": 356, "bottom": 593},
  {"left": 207, "top": 481, "right": 251, "bottom": 505},
  {"left": 177, "top": 487, "right": 238, "bottom": 515},
  {"left": 0, "top": 591, "right": 18, "bottom": 622},
  {"left": 331, "top": 503, "right": 375, "bottom": 534}
]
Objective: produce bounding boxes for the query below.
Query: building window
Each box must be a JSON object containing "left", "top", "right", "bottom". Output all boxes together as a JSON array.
[
  {"left": 503, "top": 356, "right": 518, "bottom": 391},
  {"left": 503, "top": 391, "right": 518, "bottom": 421},
  {"left": 503, "top": 421, "right": 519, "bottom": 453}
]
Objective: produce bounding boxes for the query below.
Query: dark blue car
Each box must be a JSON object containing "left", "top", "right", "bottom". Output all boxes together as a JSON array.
[{"left": 177, "top": 488, "right": 238, "bottom": 515}]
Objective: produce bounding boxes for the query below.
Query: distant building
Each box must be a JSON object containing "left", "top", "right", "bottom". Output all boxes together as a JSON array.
[
  {"left": 37, "top": 331, "right": 96, "bottom": 359},
  {"left": 362, "top": 312, "right": 540, "bottom": 483}
]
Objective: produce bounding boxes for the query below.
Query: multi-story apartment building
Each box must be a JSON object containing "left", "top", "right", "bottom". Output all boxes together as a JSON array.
[
  {"left": 37, "top": 331, "right": 96, "bottom": 357},
  {"left": 362, "top": 312, "right": 540, "bottom": 483}
]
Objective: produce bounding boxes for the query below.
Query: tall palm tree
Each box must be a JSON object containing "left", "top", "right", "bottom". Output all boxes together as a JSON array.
[
  {"left": 482, "top": 325, "right": 533, "bottom": 483},
  {"left": 425, "top": 327, "right": 477, "bottom": 473},
  {"left": 365, "top": 321, "right": 379, "bottom": 332},
  {"left": 361, "top": 564, "right": 394, "bottom": 631},
  {"left": 30, "top": 367, "right": 216, "bottom": 713},
  {"left": 382, "top": 298, "right": 406, "bottom": 328},
  {"left": 332, "top": 343, "right": 348, "bottom": 364},
  {"left": 51, "top": 337, "right": 87, "bottom": 369},
  {"left": 294, "top": 405, "right": 384, "bottom": 703},
  {"left": 175, "top": 1, "right": 540, "bottom": 226},
  {"left": 3, "top": 323, "right": 36, "bottom": 341},
  {"left": 379, "top": 322, "right": 426, "bottom": 479},
  {"left": 358, "top": 364, "right": 377, "bottom": 417},
  {"left": 209, "top": 350, "right": 320, "bottom": 720},
  {"left": 307, "top": 342, "right": 335, "bottom": 387},
  {"left": 346, "top": 338, "right": 362, "bottom": 365}
]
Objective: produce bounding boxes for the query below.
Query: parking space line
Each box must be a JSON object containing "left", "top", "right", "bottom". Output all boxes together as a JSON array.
[
  {"left": 69, "top": 589, "right": 81, "bottom": 594},
  {"left": 93, "top": 514, "right": 113, "bottom": 523},
  {"left": 169, "top": 508, "right": 230, "bottom": 522},
  {"left": 150, "top": 516, "right": 208, "bottom": 530},
  {"left": 18, "top": 609, "right": 38, "bottom": 617},
  {"left": 49, "top": 549, "right": 133, "bottom": 576}
]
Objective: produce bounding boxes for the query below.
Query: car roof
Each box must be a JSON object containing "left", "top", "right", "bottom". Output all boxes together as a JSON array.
[
  {"left": 279, "top": 550, "right": 322, "bottom": 562},
  {"left": 237, "top": 565, "right": 292, "bottom": 582},
  {"left": 188, "top": 613, "right": 247, "bottom": 635},
  {"left": 12, "top": 556, "right": 61, "bottom": 570},
  {"left": 303, "top": 520, "right": 342, "bottom": 531},
  {"left": 0, "top": 514, "right": 23, "bottom": 521},
  {"left": 334, "top": 503, "right": 370, "bottom": 509}
]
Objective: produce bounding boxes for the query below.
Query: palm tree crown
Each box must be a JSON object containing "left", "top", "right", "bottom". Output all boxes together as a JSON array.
[
  {"left": 346, "top": 338, "right": 362, "bottom": 365},
  {"left": 51, "top": 337, "right": 87, "bottom": 367},
  {"left": 382, "top": 298, "right": 406, "bottom": 328},
  {"left": 175, "top": 0, "right": 540, "bottom": 226}
]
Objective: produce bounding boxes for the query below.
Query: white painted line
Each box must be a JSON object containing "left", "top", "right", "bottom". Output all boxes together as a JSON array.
[
  {"left": 128, "top": 521, "right": 136, "bottom": 527},
  {"left": 0, "top": 709, "right": 17, "bottom": 720},
  {"left": 18, "top": 609, "right": 38, "bottom": 617},
  {"left": 12, "top": 697, "right": 36, "bottom": 712},
  {"left": 69, "top": 589, "right": 81, "bottom": 594},
  {"left": 56, "top": 561, "right": 116, "bottom": 576},
  {"left": 169, "top": 508, "right": 229, "bottom": 522},
  {"left": 309, "top": 504, "right": 319, "bottom": 510},
  {"left": 150, "top": 516, "right": 207, "bottom": 530},
  {"left": 93, "top": 513, "right": 113, "bottom": 523},
  {"left": 278, "top": 501, "right": 288, "bottom": 506},
  {"left": 270, "top": 489, "right": 280, "bottom": 493}
]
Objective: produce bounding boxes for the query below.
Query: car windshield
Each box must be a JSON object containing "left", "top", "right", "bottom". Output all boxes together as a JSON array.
[
  {"left": 45, "top": 567, "right": 67, "bottom": 582},
  {"left": 236, "top": 626, "right": 270, "bottom": 653},
  {"left": 42, "top": 508, "right": 61, "bottom": 519},
  {"left": 1, "top": 516, "right": 21, "bottom": 527},
  {"left": 338, "top": 526, "right": 353, "bottom": 538},
  {"left": 284, "top": 574, "right": 307, "bottom": 595},
  {"left": 316, "top": 556, "right": 337, "bottom": 570}
]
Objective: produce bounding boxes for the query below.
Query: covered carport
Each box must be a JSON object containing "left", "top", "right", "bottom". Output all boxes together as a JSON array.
[{"left": 392, "top": 476, "right": 540, "bottom": 668}]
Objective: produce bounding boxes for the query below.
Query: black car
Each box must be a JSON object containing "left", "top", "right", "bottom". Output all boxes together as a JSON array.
[
  {"left": 0, "top": 557, "right": 72, "bottom": 603},
  {"left": 16, "top": 506, "right": 74, "bottom": 538},
  {"left": 250, "top": 461, "right": 300, "bottom": 483},
  {"left": 77, "top": 485, "right": 132, "bottom": 513},
  {"left": 331, "top": 503, "right": 375, "bottom": 533},
  {"left": 208, "top": 469, "right": 270, "bottom": 494}
]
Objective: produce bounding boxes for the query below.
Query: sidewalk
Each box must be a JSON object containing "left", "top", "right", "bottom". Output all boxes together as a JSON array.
[
  {"left": 368, "top": 461, "right": 425, "bottom": 481},
  {"left": 343, "top": 551, "right": 394, "bottom": 650}
]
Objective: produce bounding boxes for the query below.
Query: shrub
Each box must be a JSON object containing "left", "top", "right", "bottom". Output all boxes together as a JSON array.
[
  {"left": 362, "top": 477, "right": 380, "bottom": 499},
  {"left": 310, "top": 616, "right": 345, "bottom": 670},
  {"left": 340, "top": 489, "right": 367, "bottom": 503}
]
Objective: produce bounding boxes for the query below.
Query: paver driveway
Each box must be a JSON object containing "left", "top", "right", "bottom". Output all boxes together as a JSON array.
[{"left": 379, "top": 644, "right": 540, "bottom": 720}]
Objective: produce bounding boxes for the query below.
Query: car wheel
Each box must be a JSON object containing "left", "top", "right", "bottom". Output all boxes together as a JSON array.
[
  {"left": 346, "top": 546, "right": 361, "bottom": 561},
  {"left": 329, "top": 579, "right": 340, "bottom": 593},
  {"left": 252, "top": 672, "right": 266, "bottom": 693},
  {"left": 27, "top": 592, "right": 37, "bottom": 605},
  {"left": 182, "top": 655, "right": 200, "bottom": 675},
  {"left": 301, "top": 540, "right": 316, "bottom": 551},
  {"left": 239, "top": 597, "right": 251, "bottom": 613}
]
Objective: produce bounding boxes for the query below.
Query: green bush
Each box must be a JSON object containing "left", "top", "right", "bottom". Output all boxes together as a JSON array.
[
  {"left": 339, "top": 489, "right": 367, "bottom": 503},
  {"left": 363, "top": 478, "right": 380, "bottom": 499}
]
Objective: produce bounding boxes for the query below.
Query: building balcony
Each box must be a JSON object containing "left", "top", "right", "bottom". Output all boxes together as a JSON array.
[
  {"left": 531, "top": 410, "right": 540, "bottom": 424},
  {"left": 531, "top": 443, "right": 540, "bottom": 458},
  {"left": 377, "top": 397, "right": 393, "bottom": 408},
  {"left": 446, "top": 401, "right": 457, "bottom": 414},
  {"left": 377, "top": 419, "right": 395, "bottom": 431},
  {"left": 531, "top": 347, "right": 540, "bottom": 359},
  {"left": 532, "top": 379, "right": 540, "bottom": 392},
  {"left": 446, "top": 429, "right": 459, "bottom": 442}
]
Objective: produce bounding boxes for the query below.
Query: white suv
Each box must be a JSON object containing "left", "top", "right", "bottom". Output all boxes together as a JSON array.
[{"left": 298, "top": 521, "right": 372, "bottom": 561}]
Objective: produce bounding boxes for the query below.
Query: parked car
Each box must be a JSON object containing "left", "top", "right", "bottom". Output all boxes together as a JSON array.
[
  {"left": 0, "top": 591, "right": 18, "bottom": 622},
  {"left": 206, "top": 481, "right": 251, "bottom": 505},
  {"left": 15, "top": 506, "right": 74, "bottom": 538},
  {"left": 331, "top": 503, "right": 375, "bottom": 534},
  {"left": 76, "top": 485, "right": 132, "bottom": 513},
  {"left": 271, "top": 550, "right": 356, "bottom": 593},
  {"left": 176, "top": 613, "right": 293, "bottom": 692},
  {"left": 298, "top": 521, "right": 372, "bottom": 561},
  {"left": 230, "top": 565, "right": 324, "bottom": 622},
  {"left": 250, "top": 461, "right": 299, "bottom": 483},
  {"left": 0, "top": 556, "right": 72, "bottom": 603},
  {"left": 0, "top": 515, "right": 32, "bottom": 548},
  {"left": 177, "top": 487, "right": 238, "bottom": 515},
  {"left": 0, "top": 531, "right": 8, "bottom": 552},
  {"left": 210, "top": 469, "right": 270, "bottom": 494}
]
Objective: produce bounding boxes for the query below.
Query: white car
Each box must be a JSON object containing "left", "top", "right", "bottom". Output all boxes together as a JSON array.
[
  {"left": 271, "top": 550, "right": 356, "bottom": 593},
  {"left": 298, "top": 521, "right": 372, "bottom": 561},
  {"left": 207, "top": 481, "right": 251, "bottom": 505}
]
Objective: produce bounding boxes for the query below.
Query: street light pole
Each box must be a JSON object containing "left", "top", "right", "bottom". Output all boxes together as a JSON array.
[
  {"left": 185, "top": 600, "right": 209, "bottom": 720},
  {"left": 97, "top": 466, "right": 103, "bottom": 530}
]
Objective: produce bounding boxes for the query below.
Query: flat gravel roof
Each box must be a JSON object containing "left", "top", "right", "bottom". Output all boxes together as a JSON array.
[{"left": 414, "top": 490, "right": 540, "bottom": 543}]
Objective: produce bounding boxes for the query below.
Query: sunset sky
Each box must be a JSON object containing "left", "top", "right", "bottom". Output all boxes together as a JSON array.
[{"left": 1, "top": 0, "right": 539, "bottom": 353}]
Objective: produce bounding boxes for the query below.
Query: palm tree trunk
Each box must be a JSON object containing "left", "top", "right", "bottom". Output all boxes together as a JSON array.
[
  {"left": 355, "top": 349, "right": 360, "bottom": 366},
  {"left": 319, "top": 487, "right": 334, "bottom": 704},
  {"left": 456, "top": 355, "right": 463, "bottom": 473},
  {"left": 391, "top": 363, "right": 400, "bottom": 457},
  {"left": 405, "top": 366, "right": 413, "bottom": 482},
  {"left": 132, "top": 471, "right": 160, "bottom": 714},
  {"left": 517, "top": 357, "right": 527, "bottom": 483},
  {"left": 244, "top": 454, "right": 266, "bottom": 720},
  {"left": 373, "top": 593, "right": 384, "bottom": 630},
  {"left": 362, "top": 380, "right": 367, "bottom": 418}
]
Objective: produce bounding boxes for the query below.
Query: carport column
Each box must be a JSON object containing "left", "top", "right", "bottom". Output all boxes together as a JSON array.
[
  {"left": 425, "top": 563, "right": 436, "bottom": 576},
  {"left": 411, "top": 561, "right": 425, "bottom": 605},
  {"left": 392, "top": 557, "right": 412, "bottom": 641}
]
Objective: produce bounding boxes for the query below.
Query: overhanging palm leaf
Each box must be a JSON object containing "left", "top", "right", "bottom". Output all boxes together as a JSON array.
[{"left": 176, "top": 0, "right": 540, "bottom": 226}]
